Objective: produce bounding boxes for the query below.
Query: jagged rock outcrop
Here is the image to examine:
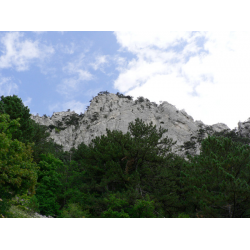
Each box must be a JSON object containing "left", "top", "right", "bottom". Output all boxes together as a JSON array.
[
  {"left": 238, "top": 119, "right": 250, "bottom": 138},
  {"left": 31, "top": 93, "right": 232, "bottom": 157}
]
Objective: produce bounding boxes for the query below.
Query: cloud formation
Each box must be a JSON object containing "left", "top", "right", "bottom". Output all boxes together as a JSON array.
[
  {"left": 114, "top": 31, "right": 250, "bottom": 129},
  {"left": 49, "top": 99, "right": 87, "bottom": 115},
  {"left": 0, "top": 75, "right": 18, "bottom": 96},
  {"left": 90, "top": 55, "right": 108, "bottom": 71},
  {"left": 0, "top": 32, "right": 54, "bottom": 71},
  {"left": 57, "top": 54, "right": 93, "bottom": 97}
]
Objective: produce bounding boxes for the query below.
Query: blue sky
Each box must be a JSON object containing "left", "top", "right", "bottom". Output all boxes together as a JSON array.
[{"left": 1, "top": 31, "right": 250, "bottom": 130}]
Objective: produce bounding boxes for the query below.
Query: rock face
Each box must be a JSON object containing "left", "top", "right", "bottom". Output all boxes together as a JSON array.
[
  {"left": 31, "top": 93, "right": 232, "bottom": 157},
  {"left": 238, "top": 119, "right": 250, "bottom": 138}
]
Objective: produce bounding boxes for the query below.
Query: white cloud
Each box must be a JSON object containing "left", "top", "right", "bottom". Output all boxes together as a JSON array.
[
  {"left": 114, "top": 31, "right": 250, "bottom": 130},
  {"left": 115, "top": 31, "right": 192, "bottom": 52},
  {"left": 62, "top": 100, "right": 87, "bottom": 114},
  {"left": 49, "top": 100, "right": 87, "bottom": 114},
  {"left": 57, "top": 54, "right": 93, "bottom": 97},
  {"left": 90, "top": 55, "right": 108, "bottom": 70},
  {"left": 0, "top": 75, "right": 18, "bottom": 96},
  {"left": 114, "top": 56, "right": 128, "bottom": 71},
  {"left": 0, "top": 32, "right": 54, "bottom": 71}
]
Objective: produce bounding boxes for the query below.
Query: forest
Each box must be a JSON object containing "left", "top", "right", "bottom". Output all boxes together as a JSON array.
[{"left": 1, "top": 94, "right": 250, "bottom": 218}]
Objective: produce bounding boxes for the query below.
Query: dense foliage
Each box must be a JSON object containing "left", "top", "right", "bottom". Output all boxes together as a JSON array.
[
  {"left": 180, "top": 136, "right": 250, "bottom": 217},
  {"left": 1, "top": 94, "right": 250, "bottom": 218},
  {"left": 0, "top": 114, "right": 38, "bottom": 216}
]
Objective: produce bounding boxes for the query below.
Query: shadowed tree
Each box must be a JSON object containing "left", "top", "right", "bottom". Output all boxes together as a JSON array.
[
  {"left": 72, "top": 118, "right": 182, "bottom": 217},
  {"left": 182, "top": 135, "right": 250, "bottom": 218}
]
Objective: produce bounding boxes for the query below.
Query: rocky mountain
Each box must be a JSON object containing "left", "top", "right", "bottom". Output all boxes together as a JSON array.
[{"left": 31, "top": 92, "right": 248, "bottom": 158}]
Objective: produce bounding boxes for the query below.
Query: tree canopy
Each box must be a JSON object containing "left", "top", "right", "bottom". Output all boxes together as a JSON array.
[
  {"left": 181, "top": 135, "right": 250, "bottom": 217},
  {"left": 70, "top": 118, "right": 183, "bottom": 217},
  {"left": 0, "top": 95, "right": 35, "bottom": 144},
  {"left": 0, "top": 114, "right": 38, "bottom": 217}
]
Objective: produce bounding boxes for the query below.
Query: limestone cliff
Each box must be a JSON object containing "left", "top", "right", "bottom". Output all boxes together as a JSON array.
[{"left": 31, "top": 93, "right": 232, "bottom": 157}]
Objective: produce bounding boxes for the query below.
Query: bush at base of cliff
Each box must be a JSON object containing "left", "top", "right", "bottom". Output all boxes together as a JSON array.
[
  {"left": 6, "top": 206, "right": 50, "bottom": 218},
  {"left": 61, "top": 203, "right": 90, "bottom": 218},
  {"left": 55, "top": 127, "right": 60, "bottom": 133},
  {"left": 7, "top": 205, "right": 32, "bottom": 218},
  {"left": 177, "top": 213, "right": 190, "bottom": 218}
]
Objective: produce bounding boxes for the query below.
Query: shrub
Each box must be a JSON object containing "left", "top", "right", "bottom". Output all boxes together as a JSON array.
[
  {"left": 63, "top": 114, "right": 80, "bottom": 127},
  {"left": 11, "top": 194, "right": 40, "bottom": 215},
  {"left": 134, "top": 96, "right": 146, "bottom": 104},
  {"left": 98, "top": 91, "right": 110, "bottom": 95},
  {"left": 57, "top": 121, "right": 63, "bottom": 127},
  {"left": 55, "top": 127, "right": 60, "bottom": 133},
  {"left": 61, "top": 203, "right": 89, "bottom": 218},
  {"left": 116, "top": 92, "right": 133, "bottom": 101},
  {"left": 48, "top": 125, "right": 56, "bottom": 130},
  {"left": 91, "top": 112, "right": 99, "bottom": 122}
]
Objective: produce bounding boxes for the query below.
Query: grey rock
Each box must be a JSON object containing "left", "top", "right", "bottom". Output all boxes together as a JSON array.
[
  {"left": 238, "top": 119, "right": 250, "bottom": 137},
  {"left": 30, "top": 93, "right": 232, "bottom": 157}
]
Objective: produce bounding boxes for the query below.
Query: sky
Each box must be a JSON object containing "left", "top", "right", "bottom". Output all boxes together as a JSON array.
[{"left": 1, "top": 31, "right": 250, "bottom": 130}]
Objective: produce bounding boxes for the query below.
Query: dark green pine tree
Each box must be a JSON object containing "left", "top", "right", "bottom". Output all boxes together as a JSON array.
[
  {"left": 0, "top": 95, "right": 34, "bottom": 144},
  {"left": 179, "top": 125, "right": 250, "bottom": 158},
  {"left": 74, "top": 118, "right": 181, "bottom": 217},
  {"left": 182, "top": 135, "right": 250, "bottom": 218},
  {"left": 30, "top": 119, "right": 65, "bottom": 164},
  {"left": 212, "top": 128, "right": 250, "bottom": 146},
  {"left": 178, "top": 124, "right": 214, "bottom": 157},
  {"left": 52, "top": 149, "right": 87, "bottom": 210},
  {"left": 71, "top": 143, "right": 90, "bottom": 169},
  {"left": 0, "top": 94, "right": 67, "bottom": 164},
  {"left": 36, "top": 154, "right": 63, "bottom": 217}
]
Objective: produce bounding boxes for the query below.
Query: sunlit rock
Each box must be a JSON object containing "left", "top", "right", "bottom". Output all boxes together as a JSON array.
[{"left": 31, "top": 93, "right": 232, "bottom": 157}]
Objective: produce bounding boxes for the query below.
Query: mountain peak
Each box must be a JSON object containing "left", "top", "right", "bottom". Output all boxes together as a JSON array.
[{"left": 31, "top": 92, "right": 248, "bottom": 157}]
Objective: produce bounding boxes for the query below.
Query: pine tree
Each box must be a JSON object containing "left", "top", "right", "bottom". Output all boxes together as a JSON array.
[
  {"left": 179, "top": 125, "right": 250, "bottom": 158},
  {"left": 0, "top": 94, "right": 66, "bottom": 164},
  {"left": 73, "top": 118, "right": 181, "bottom": 217},
  {"left": 35, "top": 154, "right": 63, "bottom": 217},
  {"left": 0, "top": 95, "right": 34, "bottom": 144},
  {"left": 182, "top": 135, "right": 250, "bottom": 217}
]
